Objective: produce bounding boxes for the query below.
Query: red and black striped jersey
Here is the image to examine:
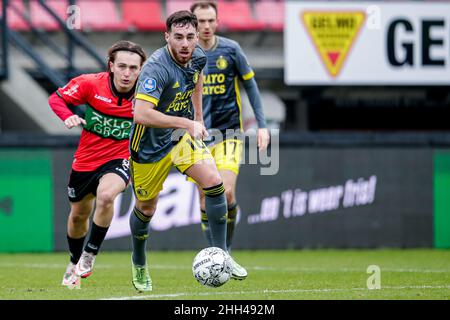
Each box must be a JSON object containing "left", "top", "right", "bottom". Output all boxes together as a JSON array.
[{"left": 55, "top": 72, "right": 134, "bottom": 171}]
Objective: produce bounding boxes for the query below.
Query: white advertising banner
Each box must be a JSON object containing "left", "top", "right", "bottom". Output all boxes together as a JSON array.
[{"left": 285, "top": 1, "right": 450, "bottom": 85}]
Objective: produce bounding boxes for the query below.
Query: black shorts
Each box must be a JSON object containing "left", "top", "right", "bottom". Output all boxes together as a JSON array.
[{"left": 67, "top": 159, "right": 130, "bottom": 202}]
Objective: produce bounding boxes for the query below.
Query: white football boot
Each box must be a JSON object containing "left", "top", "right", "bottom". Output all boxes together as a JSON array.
[
  {"left": 229, "top": 256, "right": 248, "bottom": 280},
  {"left": 61, "top": 262, "right": 81, "bottom": 289},
  {"left": 75, "top": 251, "right": 96, "bottom": 278}
]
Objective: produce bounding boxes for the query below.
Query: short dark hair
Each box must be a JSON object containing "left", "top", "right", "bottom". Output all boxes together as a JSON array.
[
  {"left": 107, "top": 40, "right": 147, "bottom": 72},
  {"left": 166, "top": 10, "right": 198, "bottom": 32},
  {"left": 190, "top": 0, "right": 218, "bottom": 15}
]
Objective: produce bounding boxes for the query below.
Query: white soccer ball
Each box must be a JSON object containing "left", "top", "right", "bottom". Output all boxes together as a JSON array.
[{"left": 192, "top": 247, "right": 233, "bottom": 288}]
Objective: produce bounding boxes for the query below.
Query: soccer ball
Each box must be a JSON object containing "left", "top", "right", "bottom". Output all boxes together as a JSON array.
[{"left": 192, "top": 247, "right": 233, "bottom": 288}]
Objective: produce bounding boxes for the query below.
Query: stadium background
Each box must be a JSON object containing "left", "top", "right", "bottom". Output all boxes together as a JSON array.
[{"left": 0, "top": 0, "right": 449, "bottom": 253}]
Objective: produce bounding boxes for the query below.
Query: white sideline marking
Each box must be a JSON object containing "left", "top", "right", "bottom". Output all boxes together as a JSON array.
[
  {"left": 0, "top": 263, "right": 449, "bottom": 274},
  {"left": 101, "top": 285, "right": 450, "bottom": 300}
]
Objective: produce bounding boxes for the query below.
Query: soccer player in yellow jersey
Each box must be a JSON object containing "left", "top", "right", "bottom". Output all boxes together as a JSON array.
[
  {"left": 190, "top": 1, "right": 270, "bottom": 280},
  {"left": 128, "top": 10, "right": 246, "bottom": 292}
]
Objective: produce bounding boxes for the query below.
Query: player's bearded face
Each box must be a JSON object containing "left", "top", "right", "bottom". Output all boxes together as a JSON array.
[{"left": 166, "top": 24, "right": 199, "bottom": 66}]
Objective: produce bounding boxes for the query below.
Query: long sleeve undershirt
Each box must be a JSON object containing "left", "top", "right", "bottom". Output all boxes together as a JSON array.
[{"left": 243, "top": 77, "right": 267, "bottom": 128}]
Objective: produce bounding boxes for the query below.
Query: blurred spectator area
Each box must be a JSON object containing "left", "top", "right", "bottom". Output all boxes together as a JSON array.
[
  {"left": 0, "top": 0, "right": 286, "bottom": 133},
  {"left": 1, "top": 0, "right": 284, "bottom": 33},
  {"left": 0, "top": 0, "right": 284, "bottom": 74}
]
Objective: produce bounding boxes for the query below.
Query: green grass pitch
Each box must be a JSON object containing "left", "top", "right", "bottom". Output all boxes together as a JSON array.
[{"left": 0, "top": 249, "right": 449, "bottom": 300}]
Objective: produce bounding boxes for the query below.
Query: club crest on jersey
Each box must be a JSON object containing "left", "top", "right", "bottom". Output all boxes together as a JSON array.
[
  {"left": 122, "top": 159, "right": 130, "bottom": 171},
  {"left": 137, "top": 187, "right": 148, "bottom": 197},
  {"left": 193, "top": 71, "right": 199, "bottom": 84},
  {"left": 216, "top": 56, "right": 228, "bottom": 70},
  {"left": 142, "top": 78, "right": 156, "bottom": 93},
  {"left": 67, "top": 187, "right": 76, "bottom": 198},
  {"left": 62, "top": 84, "right": 79, "bottom": 97}
]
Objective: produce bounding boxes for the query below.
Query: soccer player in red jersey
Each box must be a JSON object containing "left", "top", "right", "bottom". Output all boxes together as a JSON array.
[{"left": 48, "top": 40, "right": 147, "bottom": 289}]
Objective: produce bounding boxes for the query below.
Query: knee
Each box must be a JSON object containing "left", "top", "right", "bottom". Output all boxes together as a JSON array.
[
  {"left": 136, "top": 203, "right": 156, "bottom": 218},
  {"left": 95, "top": 190, "right": 115, "bottom": 210},
  {"left": 225, "top": 188, "right": 235, "bottom": 204},
  {"left": 69, "top": 211, "right": 89, "bottom": 225},
  {"left": 203, "top": 173, "right": 223, "bottom": 190}
]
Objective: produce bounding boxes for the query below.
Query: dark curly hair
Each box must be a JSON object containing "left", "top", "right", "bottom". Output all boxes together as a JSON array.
[{"left": 166, "top": 10, "right": 198, "bottom": 33}]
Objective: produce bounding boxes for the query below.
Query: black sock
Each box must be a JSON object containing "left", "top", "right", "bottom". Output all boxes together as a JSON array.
[
  {"left": 226, "top": 203, "right": 238, "bottom": 253},
  {"left": 129, "top": 206, "right": 151, "bottom": 266},
  {"left": 200, "top": 209, "right": 213, "bottom": 246},
  {"left": 203, "top": 183, "right": 228, "bottom": 251},
  {"left": 84, "top": 222, "right": 109, "bottom": 255},
  {"left": 67, "top": 235, "right": 86, "bottom": 264}
]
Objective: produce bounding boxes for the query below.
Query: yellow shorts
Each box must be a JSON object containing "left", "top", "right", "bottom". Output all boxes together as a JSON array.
[
  {"left": 131, "top": 133, "right": 214, "bottom": 201},
  {"left": 187, "top": 138, "right": 243, "bottom": 183},
  {"left": 211, "top": 138, "right": 243, "bottom": 174}
]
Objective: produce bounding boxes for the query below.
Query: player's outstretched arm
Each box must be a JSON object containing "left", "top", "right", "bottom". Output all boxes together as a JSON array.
[
  {"left": 257, "top": 128, "right": 270, "bottom": 151},
  {"left": 134, "top": 98, "right": 207, "bottom": 140},
  {"left": 192, "top": 71, "right": 204, "bottom": 123},
  {"left": 242, "top": 78, "right": 270, "bottom": 150},
  {"left": 48, "top": 92, "right": 86, "bottom": 129},
  {"left": 191, "top": 72, "right": 208, "bottom": 139},
  {"left": 64, "top": 115, "right": 87, "bottom": 129}
]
